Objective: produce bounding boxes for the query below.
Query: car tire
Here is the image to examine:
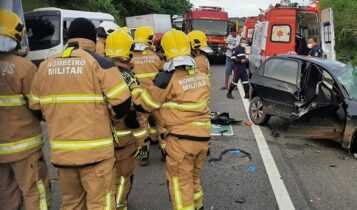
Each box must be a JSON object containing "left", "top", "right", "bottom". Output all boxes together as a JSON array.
[{"left": 249, "top": 97, "right": 271, "bottom": 125}]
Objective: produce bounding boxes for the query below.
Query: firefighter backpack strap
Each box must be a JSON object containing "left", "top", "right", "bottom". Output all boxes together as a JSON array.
[{"left": 62, "top": 46, "right": 75, "bottom": 58}]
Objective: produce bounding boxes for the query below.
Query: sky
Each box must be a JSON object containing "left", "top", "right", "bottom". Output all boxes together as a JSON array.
[{"left": 189, "top": 0, "right": 312, "bottom": 17}]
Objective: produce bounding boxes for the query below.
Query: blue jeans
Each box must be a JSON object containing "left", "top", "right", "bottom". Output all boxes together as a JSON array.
[{"left": 225, "top": 56, "right": 234, "bottom": 76}]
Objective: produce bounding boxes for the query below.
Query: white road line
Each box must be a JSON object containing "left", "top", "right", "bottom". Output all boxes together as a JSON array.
[{"left": 237, "top": 82, "right": 295, "bottom": 210}]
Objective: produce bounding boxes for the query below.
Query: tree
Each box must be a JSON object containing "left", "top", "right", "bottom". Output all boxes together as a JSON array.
[{"left": 23, "top": 0, "right": 192, "bottom": 26}]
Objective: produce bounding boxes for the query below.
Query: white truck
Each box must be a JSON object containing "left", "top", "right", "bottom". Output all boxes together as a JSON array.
[{"left": 125, "top": 14, "right": 172, "bottom": 34}]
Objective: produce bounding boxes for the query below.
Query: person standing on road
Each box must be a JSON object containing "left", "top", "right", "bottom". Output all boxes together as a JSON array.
[
  {"left": 131, "top": 29, "right": 211, "bottom": 210},
  {"left": 105, "top": 29, "right": 149, "bottom": 210},
  {"left": 221, "top": 28, "right": 241, "bottom": 90},
  {"left": 188, "top": 30, "right": 213, "bottom": 78},
  {"left": 29, "top": 18, "right": 132, "bottom": 210},
  {"left": 227, "top": 38, "right": 249, "bottom": 99},
  {"left": 0, "top": 9, "right": 51, "bottom": 210},
  {"left": 130, "top": 26, "right": 165, "bottom": 166},
  {"left": 96, "top": 21, "right": 119, "bottom": 56},
  {"left": 307, "top": 37, "right": 323, "bottom": 58}
]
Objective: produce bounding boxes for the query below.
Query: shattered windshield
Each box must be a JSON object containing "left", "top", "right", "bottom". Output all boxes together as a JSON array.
[{"left": 335, "top": 63, "right": 357, "bottom": 100}]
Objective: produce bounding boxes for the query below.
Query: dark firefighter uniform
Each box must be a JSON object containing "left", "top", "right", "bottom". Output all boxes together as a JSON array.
[
  {"left": 308, "top": 45, "right": 323, "bottom": 58},
  {"left": 227, "top": 44, "right": 249, "bottom": 99},
  {"left": 132, "top": 29, "right": 211, "bottom": 210},
  {"left": 0, "top": 9, "right": 51, "bottom": 210},
  {"left": 29, "top": 18, "right": 132, "bottom": 210}
]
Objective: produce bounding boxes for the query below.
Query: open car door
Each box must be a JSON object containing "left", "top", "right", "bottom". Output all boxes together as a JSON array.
[{"left": 320, "top": 8, "right": 336, "bottom": 60}]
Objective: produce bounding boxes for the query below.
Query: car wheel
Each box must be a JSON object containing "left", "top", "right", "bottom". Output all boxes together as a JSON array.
[{"left": 249, "top": 97, "right": 271, "bottom": 125}]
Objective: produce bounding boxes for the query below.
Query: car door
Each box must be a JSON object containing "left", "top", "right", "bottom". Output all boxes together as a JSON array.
[{"left": 253, "top": 58, "right": 301, "bottom": 119}]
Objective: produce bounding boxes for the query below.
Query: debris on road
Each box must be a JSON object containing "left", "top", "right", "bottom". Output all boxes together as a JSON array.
[
  {"left": 247, "top": 165, "right": 256, "bottom": 172},
  {"left": 235, "top": 195, "right": 247, "bottom": 204},
  {"left": 245, "top": 120, "right": 253, "bottom": 126},
  {"left": 209, "top": 149, "right": 252, "bottom": 163},
  {"left": 271, "top": 130, "right": 281, "bottom": 137},
  {"left": 228, "top": 149, "right": 241, "bottom": 155}
]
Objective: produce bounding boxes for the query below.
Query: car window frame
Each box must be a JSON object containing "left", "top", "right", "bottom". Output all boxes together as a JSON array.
[{"left": 261, "top": 57, "right": 301, "bottom": 86}]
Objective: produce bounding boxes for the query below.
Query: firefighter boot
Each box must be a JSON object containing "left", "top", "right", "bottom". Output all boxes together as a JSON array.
[
  {"left": 227, "top": 86, "right": 235, "bottom": 99},
  {"left": 139, "top": 145, "right": 150, "bottom": 166}
]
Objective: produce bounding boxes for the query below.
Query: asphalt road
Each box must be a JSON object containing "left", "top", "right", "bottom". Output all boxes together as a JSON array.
[{"left": 44, "top": 64, "right": 357, "bottom": 210}]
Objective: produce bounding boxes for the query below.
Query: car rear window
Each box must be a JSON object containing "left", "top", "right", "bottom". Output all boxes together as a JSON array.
[{"left": 263, "top": 59, "right": 299, "bottom": 84}]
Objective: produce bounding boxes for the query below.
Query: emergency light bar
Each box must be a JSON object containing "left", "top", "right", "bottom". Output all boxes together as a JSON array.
[
  {"left": 310, "top": 2, "right": 317, "bottom": 9},
  {"left": 197, "top": 6, "right": 224, "bottom": 11}
]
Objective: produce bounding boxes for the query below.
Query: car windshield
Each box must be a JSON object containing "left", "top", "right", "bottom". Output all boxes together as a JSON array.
[
  {"left": 192, "top": 20, "right": 228, "bottom": 36},
  {"left": 25, "top": 13, "right": 61, "bottom": 51},
  {"left": 334, "top": 63, "right": 357, "bottom": 100}
]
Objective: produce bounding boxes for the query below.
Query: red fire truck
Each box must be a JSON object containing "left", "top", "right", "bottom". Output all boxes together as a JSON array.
[
  {"left": 249, "top": 1, "right": 335, "bottom": 74},
  {"left": 183, "top": 6, "right": 229, "bottom": 59}
]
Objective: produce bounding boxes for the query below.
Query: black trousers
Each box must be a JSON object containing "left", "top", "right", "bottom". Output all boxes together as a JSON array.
[{"left": 228, "top": 64, "right": 249, "bottom": 95}]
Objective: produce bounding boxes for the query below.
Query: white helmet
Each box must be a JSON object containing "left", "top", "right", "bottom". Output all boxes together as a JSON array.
[{"left": 99, "top": 21, "right": 119, "bottom": 35}]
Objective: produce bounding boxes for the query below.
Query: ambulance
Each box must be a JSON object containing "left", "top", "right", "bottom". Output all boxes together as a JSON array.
[
  {"left": 249, "top": 1, "right": 336, "bottom": 74},
  {"left": 241, "top": 16, "right": 258, "bottom": 45}
]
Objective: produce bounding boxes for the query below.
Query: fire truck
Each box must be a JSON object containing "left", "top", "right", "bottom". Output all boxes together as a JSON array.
[
  {"left": 183, "top": 6, "right": 229, "bottom": 59},
  {"left": 249, "top": 1, "right": 336, "bottom": 74}
]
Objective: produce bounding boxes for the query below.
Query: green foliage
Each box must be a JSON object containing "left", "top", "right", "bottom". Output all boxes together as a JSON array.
[
  {"left": 22, "top": 0, "right": 192, "bottom": 26},
  {"left": 320, "top": 0, "right": 357, "bottom": 66}
]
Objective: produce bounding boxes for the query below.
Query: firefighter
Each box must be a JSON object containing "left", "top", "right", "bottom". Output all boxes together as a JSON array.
[
  {"left": 131, "top": 29, "right": 211, "bottom": 210},
  {"left": 105, "top": 29, "right": 149, "bottom": 210},
  {"left": 29, "top": 18, "right": 132, "bottom": 210},
  {"left": 0, "top": 9, "right": 51, "bottom": 210},
  {"left": 96, "top": 21, "right": 120, "bottom": 55},
  {"left": 227, "top": 38, "right": 249, "bottom": 99},
  {"left": 187, "top": 30, "right": 213, "bottom": 78},
  {"left": 130, "top": 26, "right": 165, "bottom": 166},
  {"left": 307, "top": 37, "right": 323, "bottom": 58}
]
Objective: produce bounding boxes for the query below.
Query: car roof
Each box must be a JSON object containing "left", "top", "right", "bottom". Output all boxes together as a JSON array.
[{"left": 271, "top": 54, "right": 346, "bottom": 75}]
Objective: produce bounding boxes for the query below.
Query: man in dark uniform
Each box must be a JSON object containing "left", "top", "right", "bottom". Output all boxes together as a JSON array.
[
  {"left": 308, "top": 37, "right": 323, "bottom": 58},
  {"left": 227, "top": 38, "right": 249, "bottom": 99}
]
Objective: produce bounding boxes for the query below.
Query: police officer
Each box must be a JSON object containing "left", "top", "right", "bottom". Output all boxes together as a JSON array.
[
  {"left": 132, "top": 29, "right": 211, "bottom": 210},
  {"left": 187, "top": 30, "right": 213, "bottom": 78},
  {"left": 96, "top": 21, "right": 119, "bottom": 55},
  {"left": 29, "top": 18, "right": 132, "bottom": 210},
  {"left": 130, "top": 26, "right": 165, "bottom": 166},
  {"left": 307, "top": 37, "right": 323, "bottom": 58},
  {"left": 227, "top": 38, "right": 249, "bottom": 99},
  {"left": 105, "top": 29, "right": 149, "bottom": 210},
  {"left": 0, "top": 9, "right": 51, "bottom": 210}
]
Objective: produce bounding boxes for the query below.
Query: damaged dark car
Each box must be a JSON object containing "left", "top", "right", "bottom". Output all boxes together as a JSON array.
[{"left": 249, "top": 55, "right": 357, "bottom": 150}]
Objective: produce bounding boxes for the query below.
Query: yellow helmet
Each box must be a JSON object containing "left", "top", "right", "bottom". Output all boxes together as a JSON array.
[
  {"left": 161, "top": 29, "right": 191, "bottom": 60},
  {"left": 0, "top": 9, "right": 24, "bottom": 43},
  {"left": 105, "top": 30, "right": 134, "bottom": 58},
  {"left": 119, "top": 26, "right": 131, "bottom": 34},
  {"left": 187, "top": 30, "right": 213, "bottom": 54},
  {"left": 134, "top": 26, "right": 155, "bottom": 45}
]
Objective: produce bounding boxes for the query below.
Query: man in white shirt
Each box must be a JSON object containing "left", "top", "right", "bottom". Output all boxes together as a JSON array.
[{"left": 221, "top": 28, "right": 241, "bottom": 90}]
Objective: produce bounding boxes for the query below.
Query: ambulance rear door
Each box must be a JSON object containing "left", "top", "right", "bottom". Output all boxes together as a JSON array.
[
  {"left": 320, "top": 8, "right": 336, "bottom": 60},
  {"left": 250, "top": 21, "right": 269, "bottom": 74}
]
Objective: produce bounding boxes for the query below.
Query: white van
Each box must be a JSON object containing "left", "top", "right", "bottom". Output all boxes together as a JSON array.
[{"left": 25, "top": 7, "right": 115, "bottom": 65}]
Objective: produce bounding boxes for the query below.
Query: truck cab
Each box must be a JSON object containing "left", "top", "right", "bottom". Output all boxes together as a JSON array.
[
  {"left": 249, "top": 1, "right": 336, "bottom": 75},
  {"left": 183, "top": 6, "right": 229, "bottom": 59}
]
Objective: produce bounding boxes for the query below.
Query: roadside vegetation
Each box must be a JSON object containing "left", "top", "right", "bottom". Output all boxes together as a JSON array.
[
  {"left": 320, "top": 0, "right": 357, "bottom": 66},
  {"left": 22, "top": 0, "right": 192, "bottom": 26}
]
